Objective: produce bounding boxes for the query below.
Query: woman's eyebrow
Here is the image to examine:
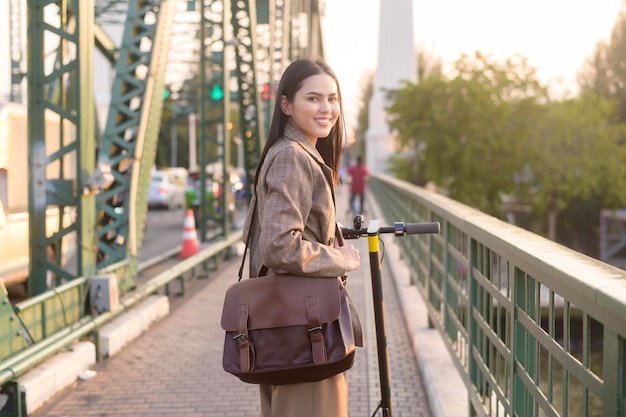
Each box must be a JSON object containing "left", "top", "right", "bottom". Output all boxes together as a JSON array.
[{"left": 303, "top": 90, "right": 337, "bottom": 96}]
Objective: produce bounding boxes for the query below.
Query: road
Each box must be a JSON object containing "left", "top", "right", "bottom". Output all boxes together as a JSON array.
[
  {"left": 139, "top": 207, "right": 188, "bottom": 262},
  {"left": 141, "top": 203, "right": 248, "bottom": 260},
  {"left": 6, "top": 205, "right": 247, "bottom": 303}
]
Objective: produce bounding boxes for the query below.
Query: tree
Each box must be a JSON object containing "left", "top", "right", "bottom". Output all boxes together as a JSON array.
[
  {"left": 388, "top": 47, "right": 445, "bottom": 185},
  {"left": 519, "top": 94, "right": 626, "bottom": 241},
  {"left": 387, "top": 52, "right": 547, "bottom": 214},
  {"left": 387, "top": 51, "right": 626, "bottom": 243}
]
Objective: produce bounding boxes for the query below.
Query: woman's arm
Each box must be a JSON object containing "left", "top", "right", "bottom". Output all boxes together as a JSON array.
[{"left": 258, "top": 146, "right": 346, "bottom": 277}]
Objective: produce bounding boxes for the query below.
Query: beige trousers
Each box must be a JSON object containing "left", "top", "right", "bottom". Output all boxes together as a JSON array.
[{"left": 259, "top": 373, "right": 348, "bottom": 417}]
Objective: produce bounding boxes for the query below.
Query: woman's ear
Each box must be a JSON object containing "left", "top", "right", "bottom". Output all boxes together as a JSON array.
[{"left": 280, "top": 95, "right": 291, "bottom": 116}]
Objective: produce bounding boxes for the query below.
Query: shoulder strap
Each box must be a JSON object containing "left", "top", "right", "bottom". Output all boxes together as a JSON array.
[
  {"left": 238, "top": 199, "right": 269, "bottom": 281},
  {"left": 238, "top": 200, "right": 256, "bottom": 282},
  {"left": 237, "top": 226, "right": 252, "bottom": 282}
]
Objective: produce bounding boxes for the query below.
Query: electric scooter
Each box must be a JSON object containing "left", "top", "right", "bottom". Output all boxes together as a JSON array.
[{"left": 342, "top": 215, "right": 440, "bottom": 417}]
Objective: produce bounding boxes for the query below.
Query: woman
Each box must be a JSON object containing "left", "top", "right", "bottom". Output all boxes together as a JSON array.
[{"left": 242, "top": 59, "right": 361, "bottom": 417}]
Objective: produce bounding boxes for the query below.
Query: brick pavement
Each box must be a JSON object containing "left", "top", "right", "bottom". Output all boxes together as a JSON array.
[{"left": 31, "top": 186, "right": 433, "bottom": 417}]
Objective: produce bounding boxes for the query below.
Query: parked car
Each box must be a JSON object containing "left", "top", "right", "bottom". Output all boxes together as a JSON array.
[{"left": 148, "top": 170, "right": 185, "bottom": 210}]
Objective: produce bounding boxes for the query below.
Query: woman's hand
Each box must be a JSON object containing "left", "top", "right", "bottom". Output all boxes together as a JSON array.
[{"left": 337, "top": 244, "right": 360, "bottom": 272}]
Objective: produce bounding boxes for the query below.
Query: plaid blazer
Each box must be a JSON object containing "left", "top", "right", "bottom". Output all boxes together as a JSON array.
[{"left": 242, "top": 123, "right": 346, "bottom": 278}]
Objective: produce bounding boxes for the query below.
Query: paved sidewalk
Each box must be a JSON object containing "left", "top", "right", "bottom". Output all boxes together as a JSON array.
[{"left": 31, "top": 187, "right": 434, "bottom": 417}]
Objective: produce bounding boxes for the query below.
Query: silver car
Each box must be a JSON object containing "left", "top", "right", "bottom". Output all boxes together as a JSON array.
[{"left": 148, "top": 170, "right": 185, "bottom": 210}]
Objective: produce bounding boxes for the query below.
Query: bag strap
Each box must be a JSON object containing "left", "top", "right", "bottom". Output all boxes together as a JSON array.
[
  {"left": 234, "top": 304, "right": 254, "bottom": 372},
  {"left": 238, "top": 198, "right": 269, "bottom": 281},
  {"left": 306, "top": 295, "right": 327, "bottom": 364},
  {"left": 237, "top": 200, "right": 255, "bottom": 282}
]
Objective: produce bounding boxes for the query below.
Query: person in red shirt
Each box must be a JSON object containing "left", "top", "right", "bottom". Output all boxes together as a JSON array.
[{"left": 347, "top": 156, "right": 369, "bottom": 214}]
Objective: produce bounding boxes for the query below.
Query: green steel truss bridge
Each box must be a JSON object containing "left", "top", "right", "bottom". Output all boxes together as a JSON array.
[{"left": 4, "top": 0, "right": 324, "bottom": 296}]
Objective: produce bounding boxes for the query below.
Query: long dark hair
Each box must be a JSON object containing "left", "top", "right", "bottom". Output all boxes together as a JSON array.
[{"left": 254, "top": 59, "right": 346, "bottom": 190}]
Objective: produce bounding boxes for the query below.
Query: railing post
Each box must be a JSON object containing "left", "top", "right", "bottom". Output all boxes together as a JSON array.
[
  {"left": 512, "top": 268, "right": 537, "bottom": 416},
  {"left": 602, "top": 330, "right": 625, "bottom": 417},
  {"left": 468, "top": 238, "right": 479, "bottom": 416}
]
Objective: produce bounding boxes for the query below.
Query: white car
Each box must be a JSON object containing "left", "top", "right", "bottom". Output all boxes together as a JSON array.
[{"left": 147, "top": 170, "right": 185, "bottom": 210}]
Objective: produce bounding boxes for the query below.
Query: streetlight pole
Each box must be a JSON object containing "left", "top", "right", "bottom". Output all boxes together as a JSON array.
[
  {"left": 170, "top": 121, "right": 177, "bottom": 167},
  {"left": 188, "top": 112, "right": 197, "bottom": 172}
]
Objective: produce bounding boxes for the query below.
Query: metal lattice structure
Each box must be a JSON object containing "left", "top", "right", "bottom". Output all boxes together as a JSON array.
[
  {"left": 9, "top": 0, "right": 26, "bottom": 103},
  {"left": 95, "top": 0, "right": 175, "bottom": 292},
  {"left": 21, "top": 0, "right": 326, "bottom": 294},
  {"left": 198, "top": 0, "right": 230, "bottom": 238},
  {"left": 27, "top": 0, "right": 97, "bottom": 296},
  {"left": 231, "top": 0, "right": 265, "bottom": 209},
  {"left": 16, "top": 0, "right": 327, "bottom": 296}
]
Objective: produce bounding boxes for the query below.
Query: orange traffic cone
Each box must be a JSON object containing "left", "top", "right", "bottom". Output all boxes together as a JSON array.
[{"left": 180, "top": 209, "right": 198, "bottom": 259}]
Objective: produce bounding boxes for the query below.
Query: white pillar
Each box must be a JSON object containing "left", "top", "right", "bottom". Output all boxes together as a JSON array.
[
  {"left": 365, "top": 0, "right": 417, "bottom": 174},
  {"left": 188, "top": 112, "right": 197, "bottom": 172}
]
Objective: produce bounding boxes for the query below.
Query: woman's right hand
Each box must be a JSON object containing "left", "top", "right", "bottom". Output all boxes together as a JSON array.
[{"left": 337, "top": 244, "right": 360, "bottom": 272}]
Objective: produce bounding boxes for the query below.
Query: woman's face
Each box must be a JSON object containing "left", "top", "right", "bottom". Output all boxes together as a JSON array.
[{"left": 280, "top": 73, "right": 340, "bottom": 145}]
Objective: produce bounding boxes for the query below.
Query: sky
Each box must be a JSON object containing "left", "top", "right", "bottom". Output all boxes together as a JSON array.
[
  {"left": 322, "top": 0, "right": 624, "bottom": 127},
  {"left": 1, "top": 0, "right": 623, "bottom": 128}
]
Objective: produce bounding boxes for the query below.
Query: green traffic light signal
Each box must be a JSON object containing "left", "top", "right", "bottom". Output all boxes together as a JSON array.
[
  {"left": 163, "top": 87, "right": 171, "bottom": 100},
  {"left": 210, "top": 84, "right": 224, "bottom": 101}
]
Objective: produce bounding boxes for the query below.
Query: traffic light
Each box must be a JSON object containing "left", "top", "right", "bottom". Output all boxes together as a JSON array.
[
  {"left": 163, "top": 87, "right": 171, "bottom": 100},
  {"left": 262, "top": 84, "right": 270, "bottom": 101},
  {"left": 210, "top": 84, "right": 224, "bottom": 101}
]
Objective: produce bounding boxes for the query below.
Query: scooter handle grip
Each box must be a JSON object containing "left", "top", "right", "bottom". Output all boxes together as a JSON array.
[{"left": 405, "top": 222, "right": 440, "bottom": 235}]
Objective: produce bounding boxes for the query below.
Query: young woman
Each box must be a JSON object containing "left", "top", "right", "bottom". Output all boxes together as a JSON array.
[{"left": 241, "top": 59, "right": 361, "bottom": 417}]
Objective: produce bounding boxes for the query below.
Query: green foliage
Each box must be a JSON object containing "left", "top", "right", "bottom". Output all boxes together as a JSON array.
[
  {"left": 520, "top": 94, "right": 626, "bottom": 239},
  {"left": 384, "top": 51, "right": 626, "bottom": 247},
  {"left": 523, "top": 95, "right": 625, "bottom": 207},
  {"left": 387, "top": 52, "right": 547, "bottom": 214}
]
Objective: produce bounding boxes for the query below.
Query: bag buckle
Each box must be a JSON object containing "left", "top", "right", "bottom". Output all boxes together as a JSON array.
[{"left": 233, "top": 333, "right": 248, "bottom": 342}]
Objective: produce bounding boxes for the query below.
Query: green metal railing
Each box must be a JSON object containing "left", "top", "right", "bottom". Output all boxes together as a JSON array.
[{"left": 369, "top": 173, "right": 626, "bottom": 417}]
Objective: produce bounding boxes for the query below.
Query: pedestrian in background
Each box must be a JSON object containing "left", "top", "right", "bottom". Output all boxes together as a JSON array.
[
  {"left": 348, "top": 155, "right": 369, "bottom": 214},
  {"left": 241, "top": 58, "right": 361, "bottom": 417}
]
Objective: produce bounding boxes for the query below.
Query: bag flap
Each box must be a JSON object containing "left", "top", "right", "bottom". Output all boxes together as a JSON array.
[{"left": 221, "top": 275, "right": 342, "bottom": 331}]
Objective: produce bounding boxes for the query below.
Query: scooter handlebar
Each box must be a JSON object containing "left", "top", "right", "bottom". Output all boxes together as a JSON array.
[
  {"left": 405, "top": 222, "right": 440, "bottom": 235},
  {"left": 341, "top": 219, "right": 440, "bottom": 239}
]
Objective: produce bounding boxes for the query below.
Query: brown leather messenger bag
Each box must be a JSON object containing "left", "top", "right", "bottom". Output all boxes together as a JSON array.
[{"left": 221, "top": 272, "right": 356, "bottom": 385}]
